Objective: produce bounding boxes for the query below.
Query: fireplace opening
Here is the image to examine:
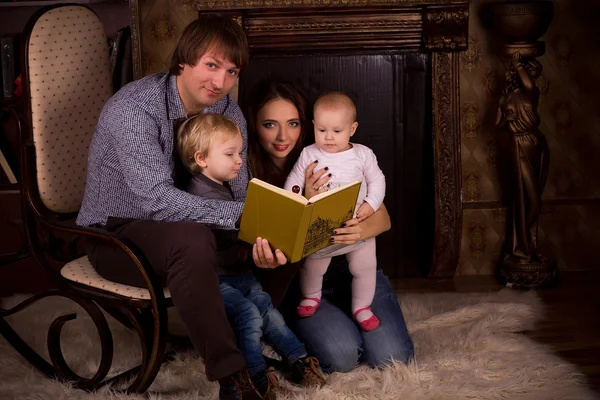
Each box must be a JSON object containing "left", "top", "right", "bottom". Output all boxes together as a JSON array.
[
  {"left": 131, "top": 2, "right": 466, "bottom": 277},
  {"left": 239, "top": 52, "right": 435, "bottom": 278}
]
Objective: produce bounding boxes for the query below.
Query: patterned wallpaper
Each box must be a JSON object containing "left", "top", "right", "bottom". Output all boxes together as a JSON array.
[
  {"left": 458, "top": 0, "right": 600, "bottom": 274},
  {"left": 137, "top": 0, "right": 197, "bottom": 76},
  {"left": 136, "top": 0, "right": 600, "bottom": 275}
]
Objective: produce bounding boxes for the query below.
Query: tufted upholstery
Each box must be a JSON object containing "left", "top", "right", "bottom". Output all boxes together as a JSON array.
[
  {"left": 27, "top": 6, "right": 112, "bottom": 213},
  {"left": 61, "top": 257, "right": 171, "bottom": 300}
]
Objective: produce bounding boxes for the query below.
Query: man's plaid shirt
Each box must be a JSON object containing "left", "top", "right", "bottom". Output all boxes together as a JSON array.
[{"left": 76, "top": 73, "right": 248, "bottom": 230}]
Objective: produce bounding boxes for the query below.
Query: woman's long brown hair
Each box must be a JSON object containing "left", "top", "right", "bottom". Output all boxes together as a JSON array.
[{"left": 245, "top": 80, "right": 310, "bottom": 188}]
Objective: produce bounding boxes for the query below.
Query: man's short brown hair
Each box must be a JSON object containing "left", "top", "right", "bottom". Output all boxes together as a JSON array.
[
  {"left": 170, "top": 14, "right": 249, "bottom": 75},
  {"left": 177, "top": 113, "right": 242, "bottom": 174}
]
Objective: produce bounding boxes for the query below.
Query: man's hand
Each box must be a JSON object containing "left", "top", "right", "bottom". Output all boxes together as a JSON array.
[
  {"left": 356, "top": 202, "right": 374, "bottom": 222},
  {"left": 252, "top": 237, "right": 287, "bottom": 268}
]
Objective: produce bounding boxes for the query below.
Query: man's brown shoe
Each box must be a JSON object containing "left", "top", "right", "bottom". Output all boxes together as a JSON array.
[
  {"left": 219, "top": 368, "right": 262, "bottom": 400},
  {"left": 290, "top": 356, "right": 327, "bottom": 387}
]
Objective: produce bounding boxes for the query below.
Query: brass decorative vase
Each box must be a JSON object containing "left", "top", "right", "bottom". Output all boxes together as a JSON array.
[{"left": 483, "top": 1, "right": 558, "bottom": 289}]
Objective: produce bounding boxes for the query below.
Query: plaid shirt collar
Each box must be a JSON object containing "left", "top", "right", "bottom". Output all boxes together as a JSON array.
[{"left": 166, "top": 74, "right": 187, "bottom": 121}]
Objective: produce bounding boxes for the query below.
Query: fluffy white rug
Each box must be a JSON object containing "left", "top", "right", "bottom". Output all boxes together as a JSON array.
[{"left": 1, "top": 289, "right": 597, "bottom": 400}]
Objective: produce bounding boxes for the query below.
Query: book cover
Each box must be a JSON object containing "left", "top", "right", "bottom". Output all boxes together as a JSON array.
[{"left": 239, "top": 178, "right": 361, "bottom": 263}]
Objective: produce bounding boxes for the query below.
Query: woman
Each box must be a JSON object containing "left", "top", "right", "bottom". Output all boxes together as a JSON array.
[{"left": 244, "top": 79, "right": 414, "bottom": 373}]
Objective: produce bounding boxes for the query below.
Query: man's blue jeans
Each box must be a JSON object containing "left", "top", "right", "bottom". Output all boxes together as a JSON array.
[
  {"left": 219, "top": 274, "right": 307, "bottom": 374},
  {"left": 291, "top": 268, "right": 414, "bottom": 373}
]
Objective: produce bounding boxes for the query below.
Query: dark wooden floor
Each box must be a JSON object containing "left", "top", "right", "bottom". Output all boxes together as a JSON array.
[{"left": 393, "top": 270, "right": 600, "bottom": 396}]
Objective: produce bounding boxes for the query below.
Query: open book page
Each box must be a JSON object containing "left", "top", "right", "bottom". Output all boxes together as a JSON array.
[
  {"left": 307, "top": 180, "right": 361, "bottom": 203},
  {"left": 301, "top": 181, "right": 361, "bottom": 258}
]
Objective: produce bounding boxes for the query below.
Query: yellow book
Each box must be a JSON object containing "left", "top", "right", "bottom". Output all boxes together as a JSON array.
[{"left": 239, "top": 178, "right": 361, "bottom": 263}]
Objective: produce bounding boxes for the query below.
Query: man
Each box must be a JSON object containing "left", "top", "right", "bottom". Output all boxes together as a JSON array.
[{"left": 77, "top": 15, "right": 286, "bottom": 399}]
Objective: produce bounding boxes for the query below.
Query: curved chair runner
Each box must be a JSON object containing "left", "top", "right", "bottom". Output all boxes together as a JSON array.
[{"left": 0, "top": 4, "right": 173, "bottom": 393}]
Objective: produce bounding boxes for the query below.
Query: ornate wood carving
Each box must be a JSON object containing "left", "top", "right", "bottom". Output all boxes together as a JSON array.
[
  {"left": 240, "top": 9, "right": 423, "bottom": 53},
  {"left": 193, "top": 0, "right": 467, "bottom": 9},
  {"left": 430, "top": 52, "right": 463, "bottom": 276},
  {"left": 129, "top": 0, "right": 142, "bottom": 80},
  {"left": 189, "top": 3, "right": 469, "bottom": 54},
  {"left": 483, "top": 1, "right": 557, "bottom": 288},
  {"left": 423, "top": 5, "right": 469, "bottom": 51}
]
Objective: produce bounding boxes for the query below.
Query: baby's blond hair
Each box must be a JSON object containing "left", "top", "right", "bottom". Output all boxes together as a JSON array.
[
  {"left": 314, "top": 92, "right": 357, "bottom": 121},
  {"left": 177, "top": 113, "right": 241, "bottom": 174}
]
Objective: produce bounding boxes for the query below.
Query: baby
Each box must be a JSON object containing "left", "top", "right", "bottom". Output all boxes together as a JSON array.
[
  {"left": 177, "top": 113, "right": 326, "bottom": 399},
  {"left": 284, "top": 92, "right": 386, "bottom": 332}
]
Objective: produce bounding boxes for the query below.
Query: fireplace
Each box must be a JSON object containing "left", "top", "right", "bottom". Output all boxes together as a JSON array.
[{"left": 131, "top": 0, "right": 467, "bottom": 278}]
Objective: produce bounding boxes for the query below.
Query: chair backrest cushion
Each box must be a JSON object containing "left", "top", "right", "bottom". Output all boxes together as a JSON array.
[{"left": 27, "top": 5, "right": 112, "bottom": 213}]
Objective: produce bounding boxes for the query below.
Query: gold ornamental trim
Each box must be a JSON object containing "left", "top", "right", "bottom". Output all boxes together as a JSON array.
[
  {"left": 194, "top": 0, "right": 467, "bottom": 10},
  {"left": 423, "top": 7, "right": 469, "bottom": 51},
  {"left": 245, "top": 20, "right": 420, "bottom": 32}
]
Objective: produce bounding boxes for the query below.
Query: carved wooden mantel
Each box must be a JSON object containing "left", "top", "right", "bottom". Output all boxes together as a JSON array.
[
  {"left": 192, "top": 1, "right": 469, "bottom": 53},
  {"left": 130, "top": 0, "right": 467, "bottom": 277}
]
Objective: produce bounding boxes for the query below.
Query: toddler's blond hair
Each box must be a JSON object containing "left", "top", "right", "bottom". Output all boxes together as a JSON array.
[{"left": 177, "top": 113, "right": 241, "bottom": 174}]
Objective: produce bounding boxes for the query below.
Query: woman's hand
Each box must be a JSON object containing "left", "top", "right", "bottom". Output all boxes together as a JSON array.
[
  {"left": 253, "top": 237, "right": 287, "bottom": 268},
  {"left": 330, "top": 218, "right": 363, "bottom": 246},
  {"left": 303, "top": 161, "right": 331, "bottom": 199},
  {"left": 332, "top": 203, "right": 391, "bottom": 246}
]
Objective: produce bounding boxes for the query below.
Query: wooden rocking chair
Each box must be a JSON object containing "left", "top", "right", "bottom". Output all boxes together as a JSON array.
[{"left": 0, "top": 4, "right": 173, "bottom": 393}]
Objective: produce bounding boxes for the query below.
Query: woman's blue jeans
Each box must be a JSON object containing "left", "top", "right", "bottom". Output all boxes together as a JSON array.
[{"left": 290, "top": 268, "right": 414, "bottom": 373}]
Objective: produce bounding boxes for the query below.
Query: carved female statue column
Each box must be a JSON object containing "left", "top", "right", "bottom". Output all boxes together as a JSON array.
[{"left": 484, "top": 1, "right": 557, "bottom": 288}]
